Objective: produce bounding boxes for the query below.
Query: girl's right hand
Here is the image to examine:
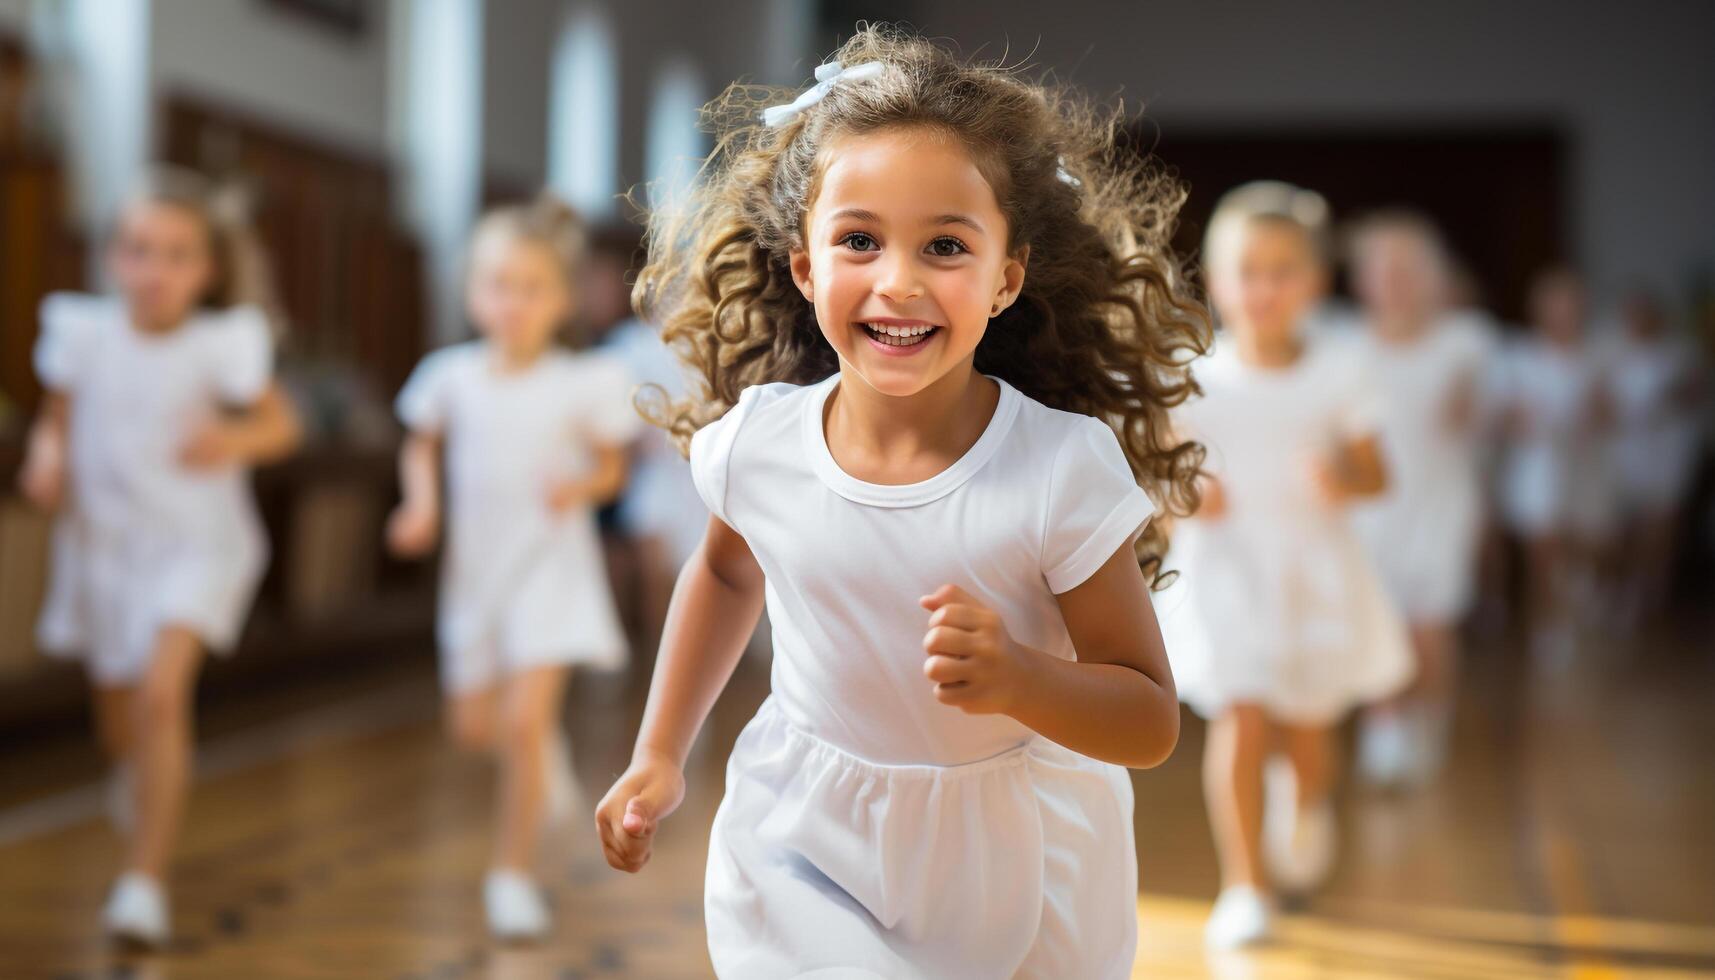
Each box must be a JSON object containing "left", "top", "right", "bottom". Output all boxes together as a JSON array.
[
  {"left": 386, "top": 500, "right": 439, "bottom": 557},
  {"left": 17, "top": 449, "right": 65, "bottom": 512},
  {"left": 595, "top": 750, "right": 686, "bottom": 873}
]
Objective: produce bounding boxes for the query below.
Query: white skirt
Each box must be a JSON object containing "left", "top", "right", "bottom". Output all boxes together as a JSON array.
[
  {"left": 436, "top": 513, "right": 628, "bottom": 693},
  {"left": 1160, "top": 515, "right": 1414, "bottom": 724},
  {"left": 1351, "top": 472, "right": 1484, "bottom": 622},
  {"left": 37, "top": 509, "right": 267, "bottom": 686},
  {"left": 705, "top": 697, "right": 1138, "bottom": 979}
]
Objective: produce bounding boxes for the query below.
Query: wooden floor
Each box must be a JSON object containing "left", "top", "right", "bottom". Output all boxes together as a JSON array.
[{"left": 1, "top": 616, "right": 1712, "bottom": 979}]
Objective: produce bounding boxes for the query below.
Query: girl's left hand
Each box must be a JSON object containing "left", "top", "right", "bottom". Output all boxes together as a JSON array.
[
  {"left": 180, "top": 418, "right": 243, "bottom": 469},
  {"left": 1305, "top": 454, "right": 1347, "bottom": 508},
  {"left": 546, "top": 478, "right": 591, "bottom": 513},
  {"left": 920, "top": 585, "right": 1037, "bottom": 715}
]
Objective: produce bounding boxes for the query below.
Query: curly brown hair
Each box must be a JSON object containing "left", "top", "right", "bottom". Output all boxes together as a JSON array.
[{"left": 632, "top": 24, "right": 1208, "bottom": 586}]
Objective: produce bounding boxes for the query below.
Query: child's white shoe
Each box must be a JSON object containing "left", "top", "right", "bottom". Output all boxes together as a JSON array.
[
  {"left": 484, "top": 869, "right": 549, "bottom": 941},
  {"left": 1263, "top": 757, "right": 1337, "bottom": 893},
  {"left": 1205, "top": 885, "right": 1274, "bottom": 950},
  {"left": 1358, "top": 712, "right": 1415, "bottom": 788},
  {"left": 102, "top": 872, "right": 169, "bottom": 947}
]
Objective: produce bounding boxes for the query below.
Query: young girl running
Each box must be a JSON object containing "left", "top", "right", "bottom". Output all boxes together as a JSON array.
[
  {"left": 388, "top": 195, "right": 639, "bottom": 940},
  {"left": 1159, "top": 181, "right": 1412, "bottom": 949},
  {"left": 18, "top": 168, "right": 302, "bottom": 946},
  {"left": 593, "top": 27, "right": 1203, "bottom": 978},
  {"left": 1344, "top": 212, "right": 1499, "bottom": 787}
]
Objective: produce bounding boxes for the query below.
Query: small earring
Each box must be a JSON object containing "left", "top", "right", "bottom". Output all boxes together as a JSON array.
[{"left": 990, "top": 303, "right": 1001, "bottom": 317}]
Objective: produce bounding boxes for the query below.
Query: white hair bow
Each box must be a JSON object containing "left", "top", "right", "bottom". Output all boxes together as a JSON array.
[{"left": 761, "top": 60, "right": 885, "bottom": 127}]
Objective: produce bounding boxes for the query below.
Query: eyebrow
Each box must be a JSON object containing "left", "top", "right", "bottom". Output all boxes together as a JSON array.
[{"left": 826, "top": 208, "right": 987, "bottom": 235}]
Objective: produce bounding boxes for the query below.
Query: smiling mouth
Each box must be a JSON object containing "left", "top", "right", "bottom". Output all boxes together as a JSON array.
[{"left": 859, "top": 322, "right": 940, "bottom": 348}]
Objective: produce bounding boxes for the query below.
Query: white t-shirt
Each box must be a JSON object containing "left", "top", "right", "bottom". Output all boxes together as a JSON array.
[
  {"left": 34, "top": 292, "right": 272, "bottom": 536},
  {"left": 689, "top": 373, "right": 1155, "bottom": 767}
]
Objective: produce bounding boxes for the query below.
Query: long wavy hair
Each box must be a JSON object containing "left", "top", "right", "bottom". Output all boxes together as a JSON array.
[{"left": 632, "top": 24, "right": 1209, "bottom": 586}]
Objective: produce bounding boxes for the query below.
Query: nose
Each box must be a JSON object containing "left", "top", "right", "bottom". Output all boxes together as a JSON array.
[{"left": 874, "top": 250, "right": 923, "bottom": 303}]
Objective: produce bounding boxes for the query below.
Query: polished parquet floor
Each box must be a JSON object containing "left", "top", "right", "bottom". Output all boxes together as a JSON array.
[{"left": 1, "top": 613, "right": 1711, "bottom": 979}]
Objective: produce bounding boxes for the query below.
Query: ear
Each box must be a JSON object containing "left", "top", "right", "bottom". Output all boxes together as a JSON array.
[
  {"left": 789, "top": 249, "right": 814, "bottom": 302},
  {"left": 993, "top": 243, "right": 1029, "bottom": 315}
]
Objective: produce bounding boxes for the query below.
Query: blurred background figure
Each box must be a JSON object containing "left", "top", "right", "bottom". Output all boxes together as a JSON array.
[
  {"left": 1605, "top": 289, "right": 1705, "bottom": 627},
  {"left": 1343, "top": 211, "right": 1498, "bottom": 790},
  {"left": 1161, "top": 181, "right": 1410, "bottom": 950},
  {"left": 1495, "top": 267, "right": 1616, "bottom": 664},
  {"left": 387, "top": 195, "right": 637, "bottom": 942},
  {"left": 17, "top": 167, "right": 301, "bottom": 947}
]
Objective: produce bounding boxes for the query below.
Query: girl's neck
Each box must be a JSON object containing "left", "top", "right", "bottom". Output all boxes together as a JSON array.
[
  {"left": 487, "top": 336, "right": 553, "bottom": 372},
  {"left": 1372, "top": 309, "right": 1433, "bottom": 342},
  {"left": 1229, "top": 323, "right": 1303, "bottom": 369},
  {"left": 825, "top": 362, "right": 997, "bottom": 483},
  {"left": 128, "top": 304, "right": 192, "bottom": 337}
]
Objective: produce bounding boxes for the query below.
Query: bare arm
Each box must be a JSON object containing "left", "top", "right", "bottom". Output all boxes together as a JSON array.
[
  {"left": 18, "top": 391, "right": 70, "bottom": 511},
  {"left": 386, "top": 430, "right": 442, "bottom": 557},
  {"left": 922, "top": 543, "right": 1180, "bottom": 770},
  {"left": 180, "top": 381, "right": 304, "bottom": 468},
  {"left": 595, "top": 515, "right": 766, "bottom": 871},
  {"left": 548, "top": 441, "right": 629, "bottom": 511}
]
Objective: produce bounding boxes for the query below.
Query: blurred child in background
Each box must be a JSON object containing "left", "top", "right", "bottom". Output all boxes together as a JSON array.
[
  {"left": 18, "top": 167, "right": 302, "bottom": 946},
  {"left": 1344, "top": 212, "right": 1498, "bottom": 787},
  {"left": 1606, "top": 289, "right": 1704, "bottom": 624},
  {"left": 1497, "top": 267, "right": 1614, "bottom": 662},
  {"left": 387, "top": 195, "right": 639, "bottom": 940},
  {"left": 1160, "top": 181, "right": 1412, "bottom": 949}
]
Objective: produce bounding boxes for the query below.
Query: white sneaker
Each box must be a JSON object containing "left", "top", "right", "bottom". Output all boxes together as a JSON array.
[
  {"left": 1263, "top": 757, "right": 1337, "bottom": 893},
  {"left": 102, "top": 872, "right": 169, "bottom": 947},
  {"left": 1358, "top": 712, "right": 1416, "bottom": 789},
  {"left": 1205, "top": 885, "right": 1274, "bottom": 950},
  {"left": 105, "top": 764, "right": 135, "bottom": 833},
  {"left": 543, "top": 729, "right": 575, "bottom": 826},
  {"left": 484, "top": 869, "right": 549, "bottom": 941}
]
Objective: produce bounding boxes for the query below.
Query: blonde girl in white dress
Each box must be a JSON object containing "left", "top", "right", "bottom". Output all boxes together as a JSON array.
[
  {"left": 17, "top": 168, "right": 302, "bottom": 946},
  {"left": 593, "top": 27, "right": 1206, "bottom": 979},
  {"left": 388, "top": 196, "right": 640, "bottom": 940},
  {"left": 1343, "top": 212, "right": 1499, "bottom": 787},
  {"left": 1158, "top": 182, "right": 1412, "bottom": 949}
]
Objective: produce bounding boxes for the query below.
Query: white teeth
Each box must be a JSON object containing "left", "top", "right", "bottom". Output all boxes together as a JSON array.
[{"left": 865, "top": 323, "right": 933, "bottom": 338}]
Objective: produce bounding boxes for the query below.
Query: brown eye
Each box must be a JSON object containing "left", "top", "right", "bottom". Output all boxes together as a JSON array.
[
  {"left": 841, "top": 232, "right": 878, "bottom": 252},
  {"left": 926, "top": 237, "right": 967, "bottom": 258}
]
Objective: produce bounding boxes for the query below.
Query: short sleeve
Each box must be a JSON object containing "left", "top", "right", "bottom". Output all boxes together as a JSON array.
[
  {"left": 208, "top": 306, "right": 274, "bottom": 404},
  {"left": 688, "top": 383, "right": 788, "bottom": 528},
  {"left": 33, "top": 292, "right": 107, "bottom": 391},
  {"left": 1040, "top": 415, "right": 1157, "bottom": 594},
  {"left": 396, "top": 347, "right": 463, "bottom": 434},
  {"left": 573, "top": 353, "right": 645, "bottom": 443}
]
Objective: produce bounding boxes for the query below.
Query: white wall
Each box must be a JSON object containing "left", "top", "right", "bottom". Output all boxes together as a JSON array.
[
  {"left": 907, "top": 0, "right": 1715, "bottom": 300},
  {"left": 151, "top": 0, "right": 391, "bottom": 156},
  {"left": 0, "top": 0, "right": 31, "bottom": 30}
]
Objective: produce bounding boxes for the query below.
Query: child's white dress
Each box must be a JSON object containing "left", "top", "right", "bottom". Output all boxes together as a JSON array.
[
  {"left": 1159, "top": 337, "right": 1412, "bottom": 724},
  {"left": 690, "top": 375, "right": 1153, "bottom": 979},
  {"left": 32, "top": 293, "right": 273, "bottom": 684},
  {"left": 396, "top": 342, "right": 640, "bottom": 693},
  {"left": 1497, "top": 337, "right": 1613, "bottom": 538},
  {"left": 1606, "top": 334, "right": 1700, "bottom": 515},
  {"left": 1348, "top": 314, "right": 1499, "bottom": 622}
]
